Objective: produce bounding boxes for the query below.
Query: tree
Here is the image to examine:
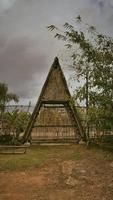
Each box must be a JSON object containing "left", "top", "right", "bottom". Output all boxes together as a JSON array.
[
  {"left": 47, "top": 16, "right": 113, "bottom": 138},
  {"left": 0, "top": 83, "right": 19, "bottom": 113},
  {"left": 4, "top": 110, "right": 31, "bottom": 138}
]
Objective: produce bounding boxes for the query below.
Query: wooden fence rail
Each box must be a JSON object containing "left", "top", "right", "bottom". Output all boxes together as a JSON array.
[{"left": 0, "top": 145, "right": 29, "bottom": 154}]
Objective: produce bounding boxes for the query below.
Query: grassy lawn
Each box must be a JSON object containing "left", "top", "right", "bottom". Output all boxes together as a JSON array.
[
  {"left": 0, "top": 144, "right": 113, "bottom": 199},
  {"left": 0, "top": 144, "right": 113, "bottom": 171}
]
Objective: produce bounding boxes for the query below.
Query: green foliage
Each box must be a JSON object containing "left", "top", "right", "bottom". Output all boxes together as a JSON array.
[
  {"left": 101, "top": 135, "right": 113, "bottom": 144},
  {"left": 4, "top": 111, "right": 31, "bottom": 137},
  {"left": 47, "top": 16, "right": 113, "bottom": 133},
  {"left": 0, "top": 111, "right": 31, "bottom": 144},
  {"left": 0, "top": 134, "right": 14, "bottom": 145},
  {"left": 0, "top": 133, "right": 21, "bottom": 145},
  {"left": 0, "top": 82, "right": 19, "bottom": 112},
  {"left": 0, "top": 83, "right": 31, "bottom": 145}
]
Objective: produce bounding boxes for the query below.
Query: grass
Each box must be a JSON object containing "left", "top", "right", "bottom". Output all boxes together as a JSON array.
[{"left": 0, "top": 144, "right": 113, "bottom": 171}]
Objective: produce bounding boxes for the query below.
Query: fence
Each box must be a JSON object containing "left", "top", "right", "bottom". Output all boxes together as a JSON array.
[{"left": 0, "top": 105, "right": 113, "bottom": 146}]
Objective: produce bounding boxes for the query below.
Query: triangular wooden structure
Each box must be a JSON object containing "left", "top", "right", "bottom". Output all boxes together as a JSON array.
[{"left": 23, "top": 57, "right": 84, "bottom": 144}]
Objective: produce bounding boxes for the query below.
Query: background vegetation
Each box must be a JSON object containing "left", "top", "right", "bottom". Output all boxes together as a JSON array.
[
  {"left": 0, "top": 83, "right": 31, "bottom": 145},
  {"left": 48, "top": 15, "right": 113, "bottom": 141}
]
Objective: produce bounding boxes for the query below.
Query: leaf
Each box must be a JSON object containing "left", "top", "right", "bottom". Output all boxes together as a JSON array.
[
  {"left": 89, "top": 26, "right": 96, "bottom": 32},
  {"left": 65, "top": 44, "right": 72, "bottom": 48},
  {"left": 76, "top": 15, "right": 82, "bottom": 22},
  {"left": 63, "top": 22, "right": 74, "bottom": 30},
  {"left": 54, "top": 33, "right": 67, "bottom": 41},
  {"left": 47, "top": 25, "right": 57, "bottom": 31}
]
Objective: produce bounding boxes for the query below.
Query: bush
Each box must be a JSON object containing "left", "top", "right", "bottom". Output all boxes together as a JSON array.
[
  {"left": 0, "top": 133, "right": 21, "bottom": 145},
  {"left": 101, "top": 135, "right": 113, "bottom": 144}
]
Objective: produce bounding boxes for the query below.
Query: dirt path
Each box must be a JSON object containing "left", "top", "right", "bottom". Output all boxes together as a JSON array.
[{"left": 0, "top": 154, "right": 113, "bottom": 200}]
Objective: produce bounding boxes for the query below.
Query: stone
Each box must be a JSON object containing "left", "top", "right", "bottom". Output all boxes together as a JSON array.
[
  {"left": 65, "top": 176, "right": 80, "bottom": 186},
  {"left": 110, "top": 162, "right": 113, "bottom": 168},
  {"left": 62, "top": 161, "right": 75, "bottom": 175}
]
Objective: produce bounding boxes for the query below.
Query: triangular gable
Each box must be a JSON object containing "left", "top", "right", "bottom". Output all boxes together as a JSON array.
[
  {"left": 41, "top": 57, "right": 70, "bottom": 101},
  {"left": 23, "top": 57, "right": 84, "bottom": 142}
]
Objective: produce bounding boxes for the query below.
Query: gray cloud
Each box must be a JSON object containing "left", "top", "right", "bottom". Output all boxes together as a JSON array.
[
  {"left": 0, "top": 0, "right": 113, "bottom": 104},
  {"left": 0, "top": 0, "right": 16, "bottom": 13},
  {"left": 0, "top": 36, "right": 47, "bottom": 99},
  {"left": 89, "top": 0, "right": 113, "bottom": 19}
]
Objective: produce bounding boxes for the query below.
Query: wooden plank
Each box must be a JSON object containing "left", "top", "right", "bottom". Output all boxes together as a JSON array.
[
  {"left": 33, "top": 125, "right": 76, "bottom": 128},
  {"left": 41, "top": 100, "right": 69, "bottom": 104},
  {"left": 31, "top": 137, "right": 78, "bottom": 144},
  {"left": 43, "top": 105, "right": 65, "bottom": 108},
  {"left": 0, "top": 145, "right": 29, "bottom": 154}
]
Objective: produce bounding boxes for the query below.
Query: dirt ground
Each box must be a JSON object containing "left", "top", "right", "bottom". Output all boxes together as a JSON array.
[{"left": 0, "top": 145, "right": 113, "bottom": 200}]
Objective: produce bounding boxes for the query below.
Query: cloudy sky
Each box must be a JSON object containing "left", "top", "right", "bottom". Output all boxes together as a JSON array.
[{"left": 0, "top": 0, "right": 113, "bottom": 105}]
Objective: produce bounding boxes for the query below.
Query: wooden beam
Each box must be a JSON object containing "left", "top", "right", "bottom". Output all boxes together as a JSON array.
[{"left": 33, "top": 125, "right": 77, "bottom": 128}]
